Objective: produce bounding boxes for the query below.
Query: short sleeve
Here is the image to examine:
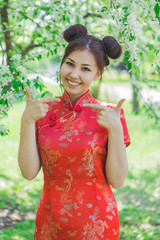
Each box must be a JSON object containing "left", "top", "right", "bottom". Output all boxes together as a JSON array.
[{"left": 120, "top": 108, "right": 131, "bottom": 147}]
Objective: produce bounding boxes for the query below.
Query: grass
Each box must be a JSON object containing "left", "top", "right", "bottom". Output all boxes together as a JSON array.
[
  {"left": 0, "top": 83, "right": 160, "bottom": 239},
  {"left": 116, "top": 110, "right": 160, "bottom": 240}
]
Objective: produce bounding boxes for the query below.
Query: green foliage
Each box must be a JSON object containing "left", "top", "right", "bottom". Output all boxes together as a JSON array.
[
  {"left": 0, "top": 0, "right": 108, "bottom": 135},
  {"left": 0, "top": 0, "right": 160, "bottom": 135}
]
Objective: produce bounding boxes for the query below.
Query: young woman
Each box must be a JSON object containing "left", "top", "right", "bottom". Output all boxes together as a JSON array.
[{"left": 18, "top": 24, "right": 130, "bottom": 240}]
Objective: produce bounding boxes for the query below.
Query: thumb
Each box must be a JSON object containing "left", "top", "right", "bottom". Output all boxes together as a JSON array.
[
  {"left": 115, "top": 98, "right": 126, "bottom": 111},
  {"left": 25, "top": 87, "right": 32, "bottom": 102}
]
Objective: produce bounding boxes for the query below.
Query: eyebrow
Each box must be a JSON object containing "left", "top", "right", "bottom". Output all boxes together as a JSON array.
[{"left": 66, "top": 58, "right": 93, "bottom": 68}]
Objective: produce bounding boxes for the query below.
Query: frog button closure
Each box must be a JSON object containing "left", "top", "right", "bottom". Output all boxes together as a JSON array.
[
  {"left": 75, "top": 104, "right": 81, "bottom": 113},
  {"left": 68, "top": 105, "right": 73, "bottom": 111},
  {"left": 49, "top": 113, "right": 57, "bottom": 127}
]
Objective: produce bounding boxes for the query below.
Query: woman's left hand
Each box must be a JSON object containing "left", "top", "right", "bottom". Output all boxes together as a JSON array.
[{"left": 83, "top": 99, "right": 126, "bottom": 132}]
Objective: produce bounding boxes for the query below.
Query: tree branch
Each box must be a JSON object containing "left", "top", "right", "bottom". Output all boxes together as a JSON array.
[
  {"left": 110, "top": 0, "right": 113, "bottom": 8},
  {"left": 83, "top": 12, "right": 102, "bottom": 18},
  {"left": 8, "top": 6, "right": 42, "bottom": 29},
  {"left": 22, "top": 42, "right": 40, "bottom": 57},
  {"left": 110, "top": 0, "right": 117, "bottom": 10}
]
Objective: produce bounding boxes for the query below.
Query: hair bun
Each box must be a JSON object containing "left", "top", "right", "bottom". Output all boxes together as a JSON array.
[
  {"left": 63, "top": 24, "right": 88, "bottom": 43},
  {"left": 102, "top": 36, "right": 122, "bottom": 59}
]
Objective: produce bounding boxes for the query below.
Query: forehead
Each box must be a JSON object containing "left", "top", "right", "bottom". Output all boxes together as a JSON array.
[{"left": 66, "top": 49, "right": 97, "bottom": 67}]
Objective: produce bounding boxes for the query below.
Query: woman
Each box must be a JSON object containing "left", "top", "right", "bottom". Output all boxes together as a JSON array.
[{"left": 18, "top": 24, "right": 130, "bottom": 240}]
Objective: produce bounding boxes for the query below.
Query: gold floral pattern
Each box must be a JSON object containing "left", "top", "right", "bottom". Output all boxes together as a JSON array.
[{"left": 34, "top": 90, "right": 130, "bottom": 240}]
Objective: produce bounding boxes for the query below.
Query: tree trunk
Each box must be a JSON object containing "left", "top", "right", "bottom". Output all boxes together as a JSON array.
[
  {"left": 130, "top": 72, "right": 139, "bottom": 113},
  {"left": 1, "top": 0, "right": 12, "bottom": 66},
  {"left": 1, "top": 0, "right": 12, "bottom": 89},
  {"left": 132, "top": 84, "right": 139, "bottom": 112}
]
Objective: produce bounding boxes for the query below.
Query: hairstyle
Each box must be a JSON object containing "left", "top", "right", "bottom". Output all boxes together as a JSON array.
[{"left": 61, "top": 24, "right": 122, "bottom": 82}]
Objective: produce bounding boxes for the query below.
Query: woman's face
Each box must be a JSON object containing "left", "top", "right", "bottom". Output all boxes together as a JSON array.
[{"left": 60, "top": 49, "right": 100, "bottom": 104}]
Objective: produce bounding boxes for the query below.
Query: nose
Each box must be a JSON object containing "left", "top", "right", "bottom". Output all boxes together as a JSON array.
[{"left": 69, "top": 69, "right": 80, "bottom": 79}]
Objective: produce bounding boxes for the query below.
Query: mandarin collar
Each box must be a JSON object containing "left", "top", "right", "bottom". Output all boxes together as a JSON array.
[{"left": 62, "top": 90, "right": 94, "bottom": 110}]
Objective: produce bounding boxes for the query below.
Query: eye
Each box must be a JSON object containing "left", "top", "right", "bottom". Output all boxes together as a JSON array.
[
  {"left": 66, "top": 61, "right": 74, "bottom": 67},
  {"left": 82, "top": 67, "right": 91, "bottom": 72}
]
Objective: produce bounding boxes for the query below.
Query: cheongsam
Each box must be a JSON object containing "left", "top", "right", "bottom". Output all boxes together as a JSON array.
[{"left": 34, "top": 90, "right": 130, "bottom": 240}]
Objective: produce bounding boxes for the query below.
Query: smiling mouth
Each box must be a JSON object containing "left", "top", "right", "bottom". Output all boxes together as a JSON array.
[{"left": 67, "top": 79, "right": 81, "bottom": 86}]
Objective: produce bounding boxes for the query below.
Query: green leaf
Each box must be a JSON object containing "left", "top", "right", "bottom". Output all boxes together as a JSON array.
[
  {"left": 66, "top": 16, "right": 71, "bottom": 23},
  {"left": 12, "top": 80, "right": 21, "bottom": 89},
  {"left": 124, "top": 57, "right": 129, "bottom": 64},
  {"left": 41, "top": 91, "right": 53, "bottom": 98},
  {"left": 122, "top": 7, "right": 128, "bottom": 14},
  {"left": 130, "top": 33, "right": 135, "bottom": 41},
  {"left": 0, "top": 1, "right": 6, "bottom": 5},
  {"left": 127, "top": 62, "right": 132, "bottom": 70},
  {"left": 156, "top": 50, "right": 159, "bottom": 55},
  {"left": 124, "top": 51, "right": 130, "bottom": 57},
  {"left": 2, "top": 73, "right": 10, "bottom": 78},
  {"left": 134, "top": 65, "right": 140, "bottom": 75},
  {"left": 0, "top": 98, "right": 7, "bottom": 105},
  {"left": 54, "top": 48, "right": 57, "bottom": 54},
  {"left": 37, "top": 54, "right": 42, "bottom": 60},
  {"left": 101, "top": 6, "right": 108, "bottom": 12},
  {"left": 37, "top": 33, "right": 43, "bottom": 38},
  {"left": 156, "top": 66, "right": 160, "bottom": 76},
  {"left": 71, "top": 2, "right": 77, "bottom": 7},
  {"left": 154, "top": 3, "right": 160, "bottom": 19},
  {"left": 45, "top": 25, "right": 51, "bottom": 31},
  {"left": 2, "top": 111, "right": 8, "bottom": 116},
  {"left": 63, "top": 15, "right": 66, "bottom": 21},
  {"left": 154, "top": 3, "right": 160, "bottom": 15}
]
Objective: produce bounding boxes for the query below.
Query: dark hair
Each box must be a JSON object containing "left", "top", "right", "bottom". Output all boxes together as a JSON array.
[{"left": 61, "top": 24, "right": 122, "bottom": 81}]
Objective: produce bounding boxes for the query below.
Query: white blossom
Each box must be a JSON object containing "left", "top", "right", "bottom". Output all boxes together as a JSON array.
[
  {"left": 0, "top": 104, "right": 10, "bottom": 115},
  {"left": 11, "top": 54, "right": 22, "bottom": 63},
  {"left": 0, "top": 65, "right": 14, "bottom": 87},
  {"left": 0, "top": 124, "right": 8, "bottom": 135},
  {"left": 1, "top": 91, "right": 15, "bottom": 102},
  {"left": 152, "top": 62, "right": 160, "bottom": 75}
]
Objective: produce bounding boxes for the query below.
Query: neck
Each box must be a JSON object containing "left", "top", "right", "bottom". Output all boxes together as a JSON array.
[
  {"left": 70, "top": 95, "right": 82, "bottom": 106},
  {"left": 64, "top": 90, "right": 90, "bottom": 107}
]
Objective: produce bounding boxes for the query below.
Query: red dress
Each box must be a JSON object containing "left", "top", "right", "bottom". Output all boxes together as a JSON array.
[{"left": 34, "top": 90, "right": 130, "bottom": 240}]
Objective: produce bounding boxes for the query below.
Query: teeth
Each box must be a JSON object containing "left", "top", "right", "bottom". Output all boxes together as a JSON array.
[{"left": 68, "top": 80, "right": 80, "bottom": 86}]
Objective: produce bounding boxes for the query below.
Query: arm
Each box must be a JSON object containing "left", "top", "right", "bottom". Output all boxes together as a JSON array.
[
  {"left": 105, "top": 123, "right": 128, "bottom": 189},
  {"left": 18, "top": 117, "right": 41, "bottom": 180},
  {"left": 18, "top": 87, "right": 60, "bottom": 180}
]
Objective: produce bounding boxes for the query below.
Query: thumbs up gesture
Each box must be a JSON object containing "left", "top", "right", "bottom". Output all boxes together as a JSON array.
[
  {"left": 22, "top": 87, "right": 60, "bottom": 124},
  {"left": 83, "top": 99, "right": 126, "bottom": 132}
]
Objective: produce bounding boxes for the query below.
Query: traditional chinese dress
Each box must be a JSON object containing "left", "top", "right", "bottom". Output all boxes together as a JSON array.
[{"left": 34, "top": 90, "right": 130, "bottom": 240}]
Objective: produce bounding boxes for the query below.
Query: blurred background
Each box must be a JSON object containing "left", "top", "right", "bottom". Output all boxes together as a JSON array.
[{"left": 0, "top": 0, "right": 160, "bottom": 239}]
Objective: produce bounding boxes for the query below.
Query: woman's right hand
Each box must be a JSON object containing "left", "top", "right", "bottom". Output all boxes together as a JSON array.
[{"left": 22, "top": 87, "right": 60, "bottom": 124}]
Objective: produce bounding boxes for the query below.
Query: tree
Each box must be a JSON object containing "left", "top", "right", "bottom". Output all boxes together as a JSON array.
[
  {"left": 0, "top": 0, "right": 160, "bottom": 135},
  {"left": 102, "top": 0, "right": 160, "bottom": 115}
]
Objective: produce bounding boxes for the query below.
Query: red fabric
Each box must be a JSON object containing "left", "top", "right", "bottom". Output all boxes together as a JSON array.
[{"left": 34, "top": 90, "right": 130, "bottom": 240}]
